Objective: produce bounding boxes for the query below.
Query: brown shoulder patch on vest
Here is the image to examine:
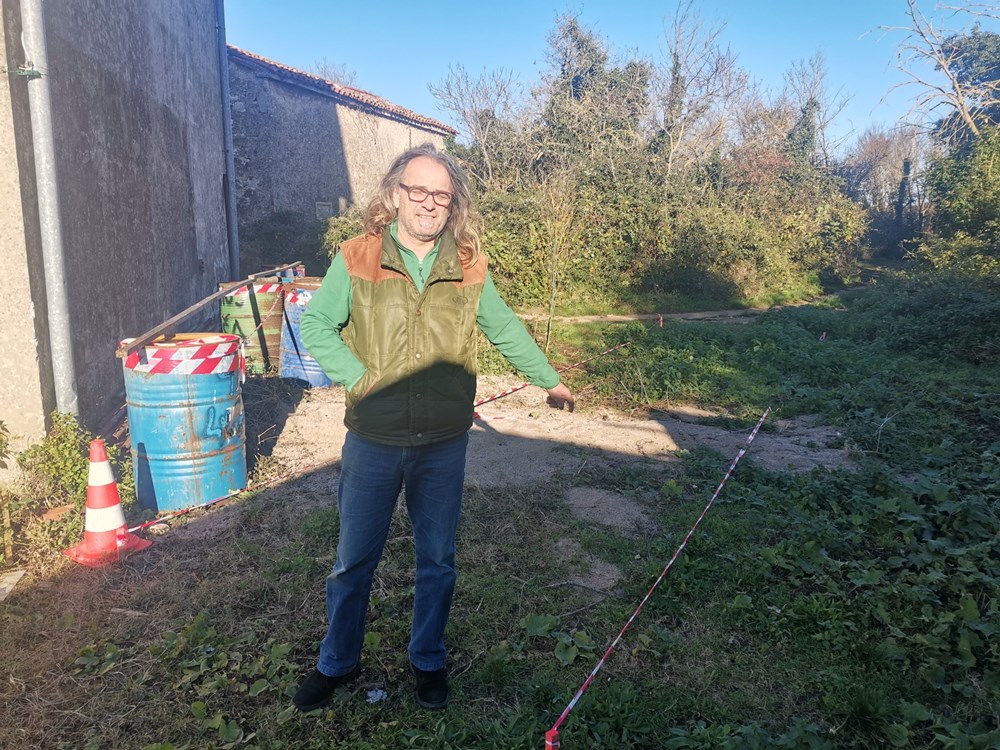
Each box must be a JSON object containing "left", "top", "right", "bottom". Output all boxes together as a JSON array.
[
  {"left": 457, "top": 251, "right": 488, "bottom": 288},
  {"left": 341, "top": 233, "right": 407, "bottom": 283}
]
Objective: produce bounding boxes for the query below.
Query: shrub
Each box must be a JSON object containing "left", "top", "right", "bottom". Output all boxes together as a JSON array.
[
  {"left": 850, "top": 272, "right": 1000, "bottom": 365},
  {"left": 922, "top": 126, "right": 1000, "bottom": 279},
  {"left": 322, "top": 209, "right": 365, "bottom": 260},
  {"left": 8, "top": 413, "right": 135, "bottom": 569}
]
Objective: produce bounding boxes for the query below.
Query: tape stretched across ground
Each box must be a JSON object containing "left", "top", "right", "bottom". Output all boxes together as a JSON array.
[{"left": 544, "top": 408, "right": 771, "bottom": 748}]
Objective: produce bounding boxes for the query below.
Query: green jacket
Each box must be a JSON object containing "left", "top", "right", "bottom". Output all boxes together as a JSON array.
[{"left": 300, "top": 228, "right": 558, "bottom": 446}]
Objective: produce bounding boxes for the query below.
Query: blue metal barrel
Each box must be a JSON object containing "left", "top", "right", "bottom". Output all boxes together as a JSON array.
[
  {"left": 121, "top": 333, "right": 247, "bottom": 513},
  {"left": 280, "top": 277, "right": 334, "bottom": 388}
]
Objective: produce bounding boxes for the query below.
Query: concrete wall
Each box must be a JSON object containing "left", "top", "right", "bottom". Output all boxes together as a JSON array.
[
  {"left": 0, "top": 0, "right": 232, "bottom": 463},
  {"left": 0, "top": 0, "right": 49, "bottom": 467},
  {"left": 228, "top": 55, "right": 449, "bottom": 236}
]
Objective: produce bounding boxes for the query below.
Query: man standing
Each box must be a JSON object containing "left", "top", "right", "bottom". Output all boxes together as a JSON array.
[{"left": 294, "top": 143, "right": 574, "bottom": 712}]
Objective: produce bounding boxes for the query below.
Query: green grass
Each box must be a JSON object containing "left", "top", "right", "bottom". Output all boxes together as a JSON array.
[{"left": 0, "top": 270, "right": 997, "bottom": 749}]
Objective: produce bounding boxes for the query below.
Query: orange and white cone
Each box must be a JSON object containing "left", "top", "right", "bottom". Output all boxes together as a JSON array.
[{"left": 63, "top": 439, "right": 152, "bottom": 567}]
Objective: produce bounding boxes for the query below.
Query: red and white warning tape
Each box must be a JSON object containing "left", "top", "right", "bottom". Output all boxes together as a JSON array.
[
  {"left": 544, "top": 407, "right": 771, "bottom": 749},
  {"left": 122, "top": 334, "right": 243, "bottom": 374},
  {"left": 225, "top": 283, "right": 283, "bottom": 295}
]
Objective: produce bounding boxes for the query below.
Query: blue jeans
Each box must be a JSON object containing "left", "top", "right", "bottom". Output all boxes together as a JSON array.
[{"left": 317, "top": 430, "right": 469, "bottom": 676}]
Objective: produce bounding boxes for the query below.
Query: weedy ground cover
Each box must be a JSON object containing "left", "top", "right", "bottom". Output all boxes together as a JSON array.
[{"left": 0, "top": 271, "right": 996, "bottom": 749}]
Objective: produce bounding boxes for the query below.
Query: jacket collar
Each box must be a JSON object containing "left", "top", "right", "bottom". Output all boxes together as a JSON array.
[{"left": 380, "top": 226, "right": 464, "bottom": 284}]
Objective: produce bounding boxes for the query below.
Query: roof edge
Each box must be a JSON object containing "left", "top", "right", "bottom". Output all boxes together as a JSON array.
[{"left": 227, "top": 45, "right": 457, "bottom": 136}]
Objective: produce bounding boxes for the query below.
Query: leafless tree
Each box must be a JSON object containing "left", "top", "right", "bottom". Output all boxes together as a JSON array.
[
  {"left": 883, "top": 0, "right": 1000, "bottom": 139},
  {"left": 842, "top": 125, "right": 927, "bottom": 210},
  {"left": 309, "top": 57, "right": 357, "bottom": 86},
  {"left": 783, "top": 52, "right": 852, "bottom": 164},
  {"left": 650, "top": 0, "right": 746, "bottom": 177},
  {"left": 430, "top": 65, "right": 530, "bottom": 190},
  {"left": 838, "top": 124, "right": 931, "bottom": 252}
]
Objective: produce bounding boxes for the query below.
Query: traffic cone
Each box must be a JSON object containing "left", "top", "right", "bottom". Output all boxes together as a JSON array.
[{"left": 63, "top": 439, "right": 152, "bottom": 567}]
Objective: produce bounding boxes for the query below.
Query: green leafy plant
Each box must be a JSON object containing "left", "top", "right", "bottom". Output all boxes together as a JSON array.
[
  {"left": 322, "top": 209, "right": 364, "bottom": 260},
  {"left": 4, "top": 412, "right": 135, "bottom": 568},
  {"left": 520, "top": 614, "right": 598, "bottom": 666}
]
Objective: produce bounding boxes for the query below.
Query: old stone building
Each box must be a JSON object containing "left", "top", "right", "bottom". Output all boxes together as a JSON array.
[{"left": 227, "top": 46, "right": 456, "bottom": 237}]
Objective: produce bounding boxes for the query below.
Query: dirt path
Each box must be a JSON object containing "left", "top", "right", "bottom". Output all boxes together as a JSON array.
[
  {"left": 524, "top": 308, "right": 778, "bottom": 325},
  {"left": 270, "top": 375, "right": 851, "bottom": 496},
  {"left": 171, "top": 374, "right": 853, "bottom": 588}
]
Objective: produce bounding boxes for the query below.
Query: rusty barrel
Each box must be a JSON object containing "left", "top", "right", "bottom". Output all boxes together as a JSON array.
[
  {"left": 280, "top": 277, "right": 333, "bottom": 388},
  {"left": 219, "top": 279, "right": 284, "bottom": 373},
  {"left": 121, "top": 333, "right": 247, "bottom": 513}
]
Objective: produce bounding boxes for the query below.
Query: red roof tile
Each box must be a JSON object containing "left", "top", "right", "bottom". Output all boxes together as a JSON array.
[{"left": 227, "top": 46, "right": 456, "bottom": 136}]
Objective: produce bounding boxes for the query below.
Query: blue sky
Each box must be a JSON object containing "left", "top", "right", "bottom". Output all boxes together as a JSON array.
[{"left": 223, "top": 1, "right": 997, "bottom": 150}]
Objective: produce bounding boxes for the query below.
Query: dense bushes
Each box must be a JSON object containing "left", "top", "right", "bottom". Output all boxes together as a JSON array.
[
  {"left": 921, "top": 126, "right": 1000, "bottom": 278},
  {"left": 442, "top": 16, "right": 869, "bottom": 313}
]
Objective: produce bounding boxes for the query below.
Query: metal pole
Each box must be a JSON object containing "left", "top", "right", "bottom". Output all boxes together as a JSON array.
[
  {"left": 215, "top": 0, "right": 240, "bottom": 279},
  {"left": 21, "top": 0, "right": 78, "bottom": 415}
]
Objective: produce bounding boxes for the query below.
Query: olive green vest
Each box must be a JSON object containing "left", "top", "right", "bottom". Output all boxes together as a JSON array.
[{"left": 339, "top": 230, "right": 487, "bottom": 446}]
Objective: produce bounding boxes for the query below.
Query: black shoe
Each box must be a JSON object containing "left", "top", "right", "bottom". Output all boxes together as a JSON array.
[
  {"left": 411, "top": 664, "right": 449, "bottom": 710},
  {"left": 292, "top": 665, "right": 360, "bottom": 711}
]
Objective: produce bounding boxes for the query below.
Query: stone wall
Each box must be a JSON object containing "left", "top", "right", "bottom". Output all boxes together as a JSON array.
[{"left": 228, "top": 52, "right": 451, "bottom": 238}]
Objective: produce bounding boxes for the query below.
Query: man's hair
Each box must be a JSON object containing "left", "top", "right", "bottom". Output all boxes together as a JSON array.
[{"left": 363, "top": 143, "right": 481, "bottom": 264}]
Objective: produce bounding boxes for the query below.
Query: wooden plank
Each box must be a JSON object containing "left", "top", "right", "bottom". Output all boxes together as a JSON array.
[{"left": 115, "top": 261, "right": 302, "bottom": 358}]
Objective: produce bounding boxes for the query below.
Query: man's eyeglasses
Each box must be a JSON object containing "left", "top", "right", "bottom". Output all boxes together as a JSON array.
[{"left": 399, "top": 183, "right": 454, "bottom": 208}]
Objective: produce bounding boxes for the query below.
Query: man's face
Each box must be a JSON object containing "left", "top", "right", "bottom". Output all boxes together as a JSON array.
[{"left": 393, "top": 156, "right": 452, "bottom": 249}]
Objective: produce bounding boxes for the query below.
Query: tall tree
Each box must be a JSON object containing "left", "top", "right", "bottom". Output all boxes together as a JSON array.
[
  {"left": 430, "top": 65, "right": 529, "bottom": 191},
  {"left": 648, "top": 0, "right": 744, "bottom": 178},
  {"left": 537, "top": 14, "right": 651, "bottom": 177},
  {"left": 885, "top": 0, "right": 1000, "bottom": 141},
  {"left": 936, "top": 25, "right": 1000, "bottom": 135},
  {"left": 783, "top": 52, "right": 850, "bottom": 165}
]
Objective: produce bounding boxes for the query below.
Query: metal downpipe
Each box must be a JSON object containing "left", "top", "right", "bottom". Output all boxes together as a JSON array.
[
  {"left": 215, "top": 0, "right": 240, "bottom": 279},
  {"left": 20, "top": 0, "right": 77, "bottom": 415}
]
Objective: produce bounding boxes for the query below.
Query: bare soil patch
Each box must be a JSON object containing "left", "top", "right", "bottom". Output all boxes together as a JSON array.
[
  {"left": 267, "top": 374, "right": 852, "bottom": 522},
  {"left": 135, "top": 374, "right": 851, "bottom": 594}
]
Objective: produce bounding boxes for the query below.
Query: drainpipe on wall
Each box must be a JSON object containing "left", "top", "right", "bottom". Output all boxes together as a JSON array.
[
  {"left": 215, "top": 0, "right": 240, "bottom": 279},
  {"left": 20, "top": 0, "right": 78, "bottom": 416}
]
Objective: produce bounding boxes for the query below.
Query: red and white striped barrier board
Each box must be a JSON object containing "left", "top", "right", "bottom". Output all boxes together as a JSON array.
[
  {"left": 121, "top": 334, "right": 244, "bottom": 375},
  {"left": 225, "top": 283, "right": 283, "bottom": 296},
  {"left": 284, "top": 289, "right": 314, "bottom": 306}
]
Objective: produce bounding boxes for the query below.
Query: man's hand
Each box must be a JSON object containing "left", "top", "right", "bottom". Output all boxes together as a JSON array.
[{"left": 545, "top": 382, "right": 575, "bottom": 412}]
